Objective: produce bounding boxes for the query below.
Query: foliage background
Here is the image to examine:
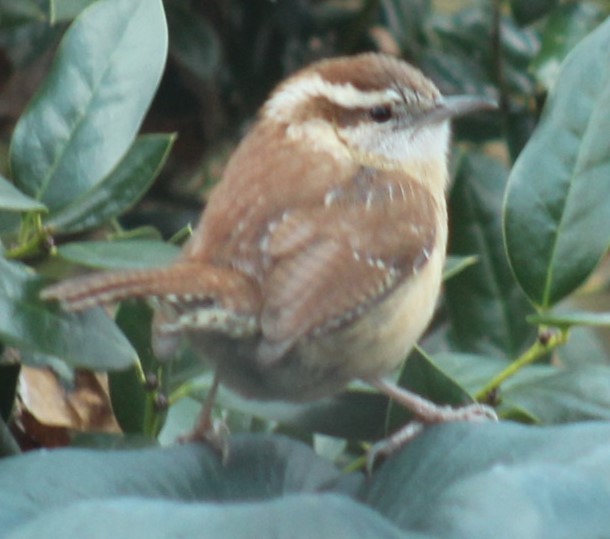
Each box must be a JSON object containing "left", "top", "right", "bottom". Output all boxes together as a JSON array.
[{"left": 1, "top": 0, "right": 610, "bottom": 537}]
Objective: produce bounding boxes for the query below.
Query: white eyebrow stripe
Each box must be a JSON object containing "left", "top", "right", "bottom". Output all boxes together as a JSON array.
[{"left": 263, "top": 74, "right": 405, "bottom": 120}]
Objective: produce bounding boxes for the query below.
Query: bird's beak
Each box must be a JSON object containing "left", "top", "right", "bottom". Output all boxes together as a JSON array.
[{"left": 419, "top": 95, "right": 498, "bottom": 126}]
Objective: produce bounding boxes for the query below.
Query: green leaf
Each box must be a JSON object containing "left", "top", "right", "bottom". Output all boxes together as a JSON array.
[
  {"left": 209, "top": 384, "right": 390, "bottom": 442},
  {"left": 527, "top": 310, "right": 610, "bottom": 329},
  {"left": 531, "top": 3, "right": 606, "bottom": 90},
  {"left": 110, "top": 301, "right": 167, "bottom": 436},
  {"left": 46, "top": 134, "right": 176, "bottom": 234},
  {"left": 0, "top": 363, "right": 19, "bottom": 422},
  {"left": 166, "top": 1, "right": 221, "bottom": 81},
  {"left": 510, "top": 0, "right": 558, "bottom": 25},
  {"left": 0, "top": 257, "right": 137, "bottom": 370},
  {"left": 10, "top": 0, "right": 168, "bottom": 211},
  {"left": 446, "top": 151, "right": 535, "bottom": 358},
  {"left": 504, "top": 17, "right": 610, "bottom": 309},
  {"left": 502, "top": 364, "right": 610, "bottom": 423},
  {"left": 0, "top": 0, "right": 47, "bottom": 27},
  {"left": 381, "top": 347, "right": 480, "bottom": 438},
  {"left": 0, "top": 175, "right": 47, "bottom": 212},
  {"left": 432, "top": 352, "right": 506, "bottom": 396},
  {"left": 56, "top": 240, "right": 180, "bottom": 270},
  {"left": 434, "top": 351, "right": 610, "bottom": 424},
  {"left": 49, "top": 0, "right": 97, "bottom": 23}
]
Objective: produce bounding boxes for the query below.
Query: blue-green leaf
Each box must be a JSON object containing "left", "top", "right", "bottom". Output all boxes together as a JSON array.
[
  {"left": 504, "top": 17, "right": 610, "bottom": 308},
  {"left": 10, "top": 0, "right": 168, "bottom": 211}
]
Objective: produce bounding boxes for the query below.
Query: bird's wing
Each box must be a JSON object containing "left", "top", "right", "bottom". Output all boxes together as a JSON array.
[{"left": 259, "top": 166, "right": 440, "bottom": 360}]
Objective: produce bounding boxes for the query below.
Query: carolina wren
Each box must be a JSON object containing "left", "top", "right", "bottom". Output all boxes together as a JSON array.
[{"left": 42, "top": 53, "right": 497, "bottom": 453}]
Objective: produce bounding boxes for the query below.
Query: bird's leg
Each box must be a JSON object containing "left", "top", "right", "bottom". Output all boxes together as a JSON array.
[
  {"left": 367, "top": 377, "right": 497, "bottom": 469},
  {"left": 178, "top": 370, "right": 230, "bottom": 462}
]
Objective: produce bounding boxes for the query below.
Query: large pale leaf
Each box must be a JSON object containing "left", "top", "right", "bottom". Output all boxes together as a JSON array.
[
  {"left": 4, "top": 425, "right": 610, "bottom": 537},
  {"left": 504, "top": 17, "right": 610, "bottom": 308},
  {"left": 10, "top": 0, "right": 168, "bottom": 211}
]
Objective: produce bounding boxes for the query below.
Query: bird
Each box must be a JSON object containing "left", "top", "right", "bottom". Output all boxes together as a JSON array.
[{"left": 42, "top": 52, "right": 498, "bottom": 459}]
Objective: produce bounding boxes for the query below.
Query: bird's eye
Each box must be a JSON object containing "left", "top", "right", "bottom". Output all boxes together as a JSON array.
[{"left": 369, "top": 105, "right": 393, "bottom": 123}]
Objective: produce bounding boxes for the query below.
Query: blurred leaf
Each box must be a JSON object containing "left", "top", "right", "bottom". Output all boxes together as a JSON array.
[
  {"left": 510, "top": 0, "right": 558, "bottom": 25},
  {"left": 434, "top": 351, "right": 610, "bottom": 424},
  {"left": 531, "top": 3, "right": 606, "bottom": 90},
  {"left": 110, "top": 300, "right": 164, "bottom": 436},
  {"left": 504, "top": 105, "right": 538, "bottom": 163},
  {"left": 10, "top": 0, "right": 168, "bottom": 211},
  {"left": 46, "top": 134, "right": 175, "bottom": 234},
  {"left": 379, "top": 0, "right": 431, "bottom": 52},
  {"left": 446, "top": 151, "right": 535, "bottom": 358},
  {"left": 420, "top": 48, "right": 494, "bottom": 99},
  {"left": 49, "top": 0, "right": 97, "bottom": 23},
  {"left": 0, "top": 363, "right": 19, "bottom": 421},
  {"left": 5, "top": 424, "right": 610, "bottom": 537},
  {"left": 56, "top": 240, "right": 180, "bottom": 270},
  {"left": 432, "top": 352, "right": 506, "bottom": 396},
  {"left": 0, "top": 0, "right": 46, "bottom": 27},
  {"left": 502, "top": 364, "right": 610, "bottom": 423},
  {"left": 166, "top": 1, "right": 221, "bottom": 81},
  {"left": 3, "top": 495, "right": 409, "bottom": 539},
  {"left": 443, "top": 255, "right": 477, "bottom": 281},
  {"left": 384, "top": 347, "right": 478, "bottom": 434},
  {"left": 527, "top": 310, "right": 610, "bottom": 329},
  {"left": 557, "top": 326, "right": 609, "bottom": 367},
  {"left": 0, "top": 175, "right": 46, "bottom": 212},
  {"left": 210, "top": 384, "right": 389, "bottom": 442},
  {"left": 0, "top": 257, "right": 137, "bottom": 370},
  {"left": 504, "top": 18, "right": 610, "bottom": 308},
  {"left": 427, "top": 7, "right": 538, "bottom": 96},
  {"left": 365, "top": 422, "right": 610, "bottom": 536}
]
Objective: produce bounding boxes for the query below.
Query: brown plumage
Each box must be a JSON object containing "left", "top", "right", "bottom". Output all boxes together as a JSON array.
[{"left": 42, "top": 53, "right": 497, "bottom": 445}]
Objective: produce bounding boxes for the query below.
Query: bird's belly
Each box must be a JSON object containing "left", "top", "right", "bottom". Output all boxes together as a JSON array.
[{"left": 181, "top": 249, "right": 444, "bottom": 402}]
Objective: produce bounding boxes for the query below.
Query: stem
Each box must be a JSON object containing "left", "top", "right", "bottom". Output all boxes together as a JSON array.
[
  {"left": 5, "top": 213, "right": 50, "bottom": 260},
  {"left": 475, "top": 328, "right": 569, "bottom": 401}
]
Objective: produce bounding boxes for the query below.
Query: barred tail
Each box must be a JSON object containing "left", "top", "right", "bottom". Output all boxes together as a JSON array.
[{"left": 41, "top": 262, "right": 261, "bottom": 313}]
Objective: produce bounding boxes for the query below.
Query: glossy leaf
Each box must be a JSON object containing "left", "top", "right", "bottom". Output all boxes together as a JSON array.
[
  {"left": 10, "top": 0, "right": 168, "bottom": 211},
  {"left": 0, "top": 175, "right": 46, "bottom": 212},
  {"left": 531, "top": 3, "right": 606, "bottom": 89},
  {"left": 504, "top": 17, "right": 610, "bottom": 309},
  {"left": 0, "top": 257, "right": 137, "bottom": 370},
  {"left": 446, "top": 151, "right": 535, "bottom": 358},
  {"left": 46, "top": 134, "right": 175, "bottom": 234},
  {"left": 56, "top": 240, "right": 180, "bottom": 269}
]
